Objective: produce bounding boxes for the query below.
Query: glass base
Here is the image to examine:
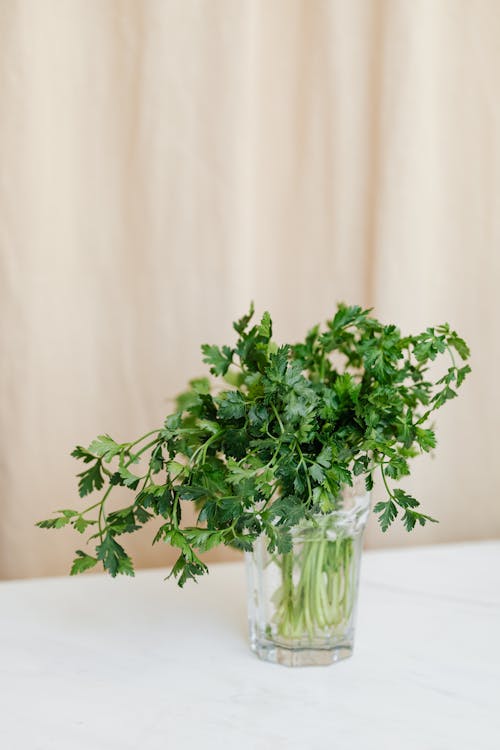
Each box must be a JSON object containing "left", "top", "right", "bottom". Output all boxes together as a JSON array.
[{"left": 251, "top": 638, "right": 354, "bottom": 667}]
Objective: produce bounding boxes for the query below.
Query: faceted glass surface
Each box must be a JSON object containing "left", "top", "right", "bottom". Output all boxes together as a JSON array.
[{"left": 245, "top": 487, "right": 370, "bottom": 667}]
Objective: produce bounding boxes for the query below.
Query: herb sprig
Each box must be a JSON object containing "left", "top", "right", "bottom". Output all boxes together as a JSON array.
[{"left": 38, "top": 304, "right": 470, "bottom": 585}]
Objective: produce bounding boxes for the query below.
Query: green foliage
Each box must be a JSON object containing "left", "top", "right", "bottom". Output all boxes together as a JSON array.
[
  {"left": 96, "top": 534, "right": 134, "bottom": 577},
  {"left": 373, "top": 499, "right": 398, "bottom": 532},
  {"left": 70, "top": 551, "right": 99, "bottom": 575},
  {"left": 76, "top": 462, "right": 104, "bottom": 497},
  {"left": 38, "top": 303, "right": 471, "bottom": 585},
  {"left": 87, "top": 435, "right": 123, "bottom": 462},
  {"left": 201, "top": 344, "right": 233, "bottom": 376}
]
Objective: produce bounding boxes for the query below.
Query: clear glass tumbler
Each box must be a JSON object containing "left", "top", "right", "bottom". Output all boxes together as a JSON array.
[{"left": 245, "top": 486, "right": 370, "bottom": 667}]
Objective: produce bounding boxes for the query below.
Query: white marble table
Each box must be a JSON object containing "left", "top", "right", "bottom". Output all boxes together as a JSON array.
[{"left": 1, "top": 542, "right": 499, "bottom": 749}]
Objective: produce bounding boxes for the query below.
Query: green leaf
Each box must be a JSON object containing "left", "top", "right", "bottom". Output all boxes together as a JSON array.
[
  {"left": 373, "top": 499, "right": 398, "bottom": 532},
  {"left": 222, "top": 428, "right": 249, "bottom": 459},
  {"left": 162, "top": 412, "right": 182, "bottom": 439},
  {"left": 447, "top": 332, "right": 470, "bottom": 360},
  {"left": 201, "top": 344, "right": 233, "bottom": 376},
  {"left": 393, "top": 489, "right": 419, "bottom": 509},
  {"left": 106, "top": 506, "right": 141, "bottom": 535},
  {"left": 168, "top": 554, "right": 208, "bottom": 587},
  {"left": 432, "top": 386, "right": 458, "bottom": 409},
  {"left": 87, "top": 435, "right": 122, "bottom": 462},
  {"left": 77, "top": 462, "right": 104, "bottom": 497},
  {"left": 96, "top": 535, "right": 134, "bottom": 577},
  {"left": 415, "top": 427, "right": 436, "bottom": 452},
  {"left": 197, "top": 419, "right": 220, "bottom": 435},
  {"left": 135, "top": 505, "right": 154, "bottom": 523},
  {"left": 73, "top": 516, "right": 95, "bottom": 534},
  {"left": 437, "top": 367, "right": 456, "bottom": 386},
  {"left": 330, "top": 304, "right": 365, "bottom": 330},
  {"left": 140, "top": 483, "right": 168, "bottom": 497},
  {"left": 70, "top": 551, "right": 99, "bottom": 575},
  {"left": 316, "top": 446, "right": 332, "bottom": 468},
  {"left": 227, "top": 530, "right": 255, "bottom": 552},
  {"left": 456, "top": 364, "right": 471, "bottom": 387},
  {"left": 333, "top": 372, "right": 360, "bottom": 401},
  {"left": 385, "top": 455, "right": 410, "bottom": 480},
  {"left": 226, "top": 458, "right": 256, "bottom": 485},
  {"left": 273, "top": 528, "right": 293, "bottom": 554},
  {"left": 402, "top": 508, "right": 438, "bottom": 531},
  {"left": 177, "top": 485, "right": 208, "bottom": 501},
  {"left": 189, "top": 377, "right": 211, "bottom": 394},
  {"left": 309, "top": 463, "right": 325, "bottom": 484},
  {"left": 397, "top": 414, "right": 416, "bottom": 448},
  {"left": 36, "top": 514, "right": 73, "bottom": 529},
  {"left": 112, "top": 463, "right": 141, "bottom": 490},
  {"left": 217, "top": 390, "right": 246, "bottom": 421},
  {"left": 326, "top": 464, "right": 353, "bottom": 487},
  {"left": 71, "top": 446, "right": 97, "bottom": 463},
  {"left": 258, "top": 311, "right": 272, "bottom": 339},
  {"left": 266, "top": 346, "right": 290, "bottom": 382},
  {"left": 233, "top": 302, "right": 255, "bottom": 335},
  {"left": 248, "top": 404, "right": 269, "bottom": 430},
  {"left": 149, "top": 444, "right": 164, "bottom": 473},
  {"left": 312, "top": 486, "right": 336, "bottom": 512},
  {"left": 166, "top": 460, "right": 187, "bottom": 480},
  {"left": 162, "top": 530, "right": 210, "bottom": 586},
  {"left": 183, "top": 528, "right": 223, "bottom": 552},
  {"left": 353, "top": 455, "right": 369, "bottom": 475},
  {"left": 269, "top": 495, "right": 305, "bottom": 526}
]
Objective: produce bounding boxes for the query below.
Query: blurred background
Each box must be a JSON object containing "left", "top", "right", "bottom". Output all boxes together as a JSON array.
[{"left": 1, "top": 0, "right": 498, "bottom": 580}]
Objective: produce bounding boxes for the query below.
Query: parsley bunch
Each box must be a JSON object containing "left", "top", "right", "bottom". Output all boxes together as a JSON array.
[{"left": 38, "top": 304, "right": 470, "bottom": 586}]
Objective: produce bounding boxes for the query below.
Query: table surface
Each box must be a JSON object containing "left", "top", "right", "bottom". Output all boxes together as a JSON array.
[{"left": 1, "top": 541, "right": 499, "bottom": 750}]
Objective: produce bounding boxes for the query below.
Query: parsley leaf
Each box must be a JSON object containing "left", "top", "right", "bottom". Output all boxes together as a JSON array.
[
  {"left": 96, "top": 535, "right": 134, "bottom": 577},
  {"left": 373, "top": 500, "right": 398, "bottom": 532},
  {"left": 77, "top": 462, "right": 104, "bottom": 497},
  {"left": 201, "top": 344, "right": 233, "bottom": 376},
  {"left": 70, "top": 551, "right": 99, "bottom": 575}
]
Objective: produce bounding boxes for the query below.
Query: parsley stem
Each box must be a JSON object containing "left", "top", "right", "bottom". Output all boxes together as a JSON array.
[
  {"left": 319, "top": 354, "right": 325, "bottom": 381},
  {"left": 128, "top": 430, "right": 162, "bottom": 450},
  {"left": 172, "top": 494, "right": 179, "bottom": 529},
  {"left": 81, "top": 489, "right": 113, "bottom": 517},
  {"left": 190, "top": 430, "right": 226, "bottom": 465},
  {"left": 270, "top": 402, "right": 284, "bottom": 433},
  {"left": 380, "top": 464, "right": 395, "bottom": 499},
  {"left": 132, "top": 438, "right": 162, "bottom": 460},
  {"left": 96, "top": 485, "right": 114, "bottom": 541},
  {"left": 140, "top": 468, "right": 152, "bottom": 492},
  {"left": 276, "top": 533, "right": 354, "bottom": 640},
  {"left": 446, "top": 343, "right": 457, "bottom": 370}
]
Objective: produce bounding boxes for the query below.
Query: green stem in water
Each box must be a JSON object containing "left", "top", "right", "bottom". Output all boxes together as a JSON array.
[{"left": 274, "top": 533, "right": 355, "bottom": 641}]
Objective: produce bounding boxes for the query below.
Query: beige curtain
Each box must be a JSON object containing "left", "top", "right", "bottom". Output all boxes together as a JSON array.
[{"left": 1, "top": 0, "right": 499, "bottom": 580}]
